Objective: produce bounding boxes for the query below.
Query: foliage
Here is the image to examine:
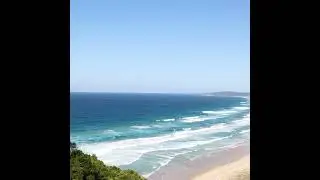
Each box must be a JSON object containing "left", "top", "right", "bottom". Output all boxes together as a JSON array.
[{"left": 70, "top": 142, "right": 146, "bottom": 180}]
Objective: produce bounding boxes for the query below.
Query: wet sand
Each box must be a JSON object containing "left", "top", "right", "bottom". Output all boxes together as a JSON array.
[{"left": 148, "top": 143, "right": 250, "bottom": 180}]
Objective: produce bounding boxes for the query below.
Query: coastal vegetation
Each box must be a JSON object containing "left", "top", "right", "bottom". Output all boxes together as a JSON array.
[{"left": 70, "top": 142, "right": 146, "bottom": 180}]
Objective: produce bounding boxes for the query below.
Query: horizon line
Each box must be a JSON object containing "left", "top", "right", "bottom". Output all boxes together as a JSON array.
[{"left": 70, "top": 91, "right": 250, "bottom": 94}]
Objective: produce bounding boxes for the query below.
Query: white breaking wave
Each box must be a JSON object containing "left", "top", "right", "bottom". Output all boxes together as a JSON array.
[
  {"left": 143, "top": 136, "right": 233, "bottom": 177},
  {"left": 157, "top": 106, "right": 250, "bottom": 124},
  {"left": 142, "top": 150, "right": 193, "bottom": 177},
  {"left": 163, "top": 118, "right": 175, "bottom": 122},
  {"left": 202, "top": 110, "right": 238, "bottom": 115},
  {"left": 230, "top": 113, "right": 250, "bottom": 127},
  {"left": 233, "top": 106, "right": 250, "bottom": 110},
  {"left": 79, "top": 112, "right": 250, "bottom": 167},
  {"left": 131, "top": 125, "right": 151, "bottom": 129},
  {"left": 79, "top": 123, "right": 236, "bottom": 166},
  {"left": 202, "top": 106, "right": 249, "bottom": 115},
  {"left": 180, "top": 116, "right": 215, "bottom": 123},
  {"left": 156, "top": 118, "right": 175, "bottom": 122},
  {"left": 81, "top": 136, "right": 229, "bottom": 166}
]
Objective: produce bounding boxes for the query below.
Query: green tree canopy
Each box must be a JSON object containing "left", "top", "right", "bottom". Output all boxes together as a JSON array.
[{"left": 70, "top": 142, "right": 146, "bottom": 180}]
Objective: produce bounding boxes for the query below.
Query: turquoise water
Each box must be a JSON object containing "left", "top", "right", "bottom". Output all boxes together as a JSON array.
[{"left": 70, "top": 93, "right": 250, "bottom": 177}]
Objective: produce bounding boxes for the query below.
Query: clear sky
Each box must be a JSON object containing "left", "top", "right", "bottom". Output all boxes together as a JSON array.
[{"left": 71, "top": 0, "right": 250, "bottom": 93}]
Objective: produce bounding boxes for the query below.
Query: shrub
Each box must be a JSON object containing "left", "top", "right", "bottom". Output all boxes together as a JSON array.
[{"left": 70, "top": 142, "right": 146, "bottom": 180}]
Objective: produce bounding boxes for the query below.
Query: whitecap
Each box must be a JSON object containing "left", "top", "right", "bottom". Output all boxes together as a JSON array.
[
  {"left": 233, "top": 107, "right": 250, "bottom": 110},
  {"left": 202, "top": 109, "right": 238, "bottom": 115},
  {"left": 181, "top": 116, "right": 214, "bottom": 123},
  {"left": 131, "top": 125, "right": 151, "bottom": 129},
  {"left": 78, "top": 123, "right": 235, "bottom": 166},
  {"left": 163, "top": 118, "right": 175, "bottom": 122},
  {"left": 156, "top": 118, "right": 175, "bottom": 122}
]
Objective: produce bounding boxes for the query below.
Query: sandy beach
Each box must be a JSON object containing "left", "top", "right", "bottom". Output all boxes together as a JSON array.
[
  {"left": 148, "top": 143, "right": 250, "bottom": 180},
  {"left": 192, "top": 155, "right": 250, "bottom": 180}
]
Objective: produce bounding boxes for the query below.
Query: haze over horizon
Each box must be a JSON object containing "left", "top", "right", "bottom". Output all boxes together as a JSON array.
[{"left": 71, "top": 0, "right": 249, "bottom": 93}]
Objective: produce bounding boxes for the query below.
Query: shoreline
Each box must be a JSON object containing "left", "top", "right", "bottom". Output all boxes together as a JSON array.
[
  {"left": 193, "top": 155, "right": 250, "bottom": 180},
  {"left": 148, "top": 142, "right": 250, "bottom": 180}
]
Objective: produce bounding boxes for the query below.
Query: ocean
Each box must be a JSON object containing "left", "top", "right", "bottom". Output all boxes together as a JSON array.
[{"left": 70, "top": 93, "right": 250, "bottom": 177}]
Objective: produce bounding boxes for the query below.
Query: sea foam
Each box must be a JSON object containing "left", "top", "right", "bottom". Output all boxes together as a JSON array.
[
  {"left": 131, "top": 125, "right": 152, "bottom": 129},
  {"left": 79, "top": 123, "right": 238, "bottom": 166}
]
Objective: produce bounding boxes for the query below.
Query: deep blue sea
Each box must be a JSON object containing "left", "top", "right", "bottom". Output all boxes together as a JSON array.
[{"left": 70, "top": 93, "right": 250, "bottom": 177}]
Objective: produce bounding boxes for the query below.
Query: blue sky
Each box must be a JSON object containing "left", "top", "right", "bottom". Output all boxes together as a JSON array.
[{"left": 71, "top": 0, "right": 249, "bottom": 93}]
